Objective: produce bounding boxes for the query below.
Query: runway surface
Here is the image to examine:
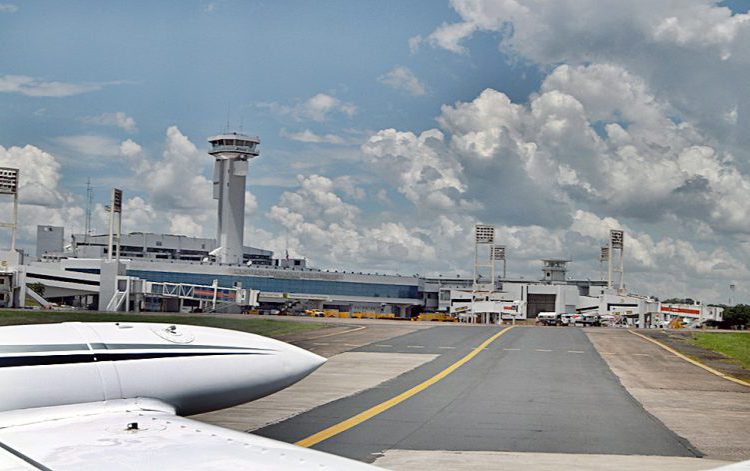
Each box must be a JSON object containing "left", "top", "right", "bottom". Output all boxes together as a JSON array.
[{"left": 256, "top": 326, "right": 698, "bottom": 462}]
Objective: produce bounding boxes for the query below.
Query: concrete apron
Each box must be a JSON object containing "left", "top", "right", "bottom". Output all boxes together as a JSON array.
[
  {"left": 373, "top": 450, "right": 731, "bottom": 471},
  {"left": 585, "top": 328, "right": 750, "bottom": 462},
  {"left": 194, "top": 351, "right": 438, "bottom": 432}
]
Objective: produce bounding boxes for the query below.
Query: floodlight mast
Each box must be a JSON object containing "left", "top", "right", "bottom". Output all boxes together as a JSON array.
[
  {"left": 0, "top": 167, "right": 19, "bottom": 252},
  {"left": 208, "top": 133, "right": 260, "bottom": 265},
  {"left": 107, "top": 188, "right": 122, "bottom": 262}
]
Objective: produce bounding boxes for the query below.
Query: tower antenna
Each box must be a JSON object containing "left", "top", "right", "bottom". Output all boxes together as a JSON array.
[
  {"left": 84, "top": 178, "right": 93, "bottom": 243},
  {"left": 285, "top": 228, "right": 289, "bottom": 261},
  {"left": 225, "top": 103, "right": 231, "bottom": 133}
]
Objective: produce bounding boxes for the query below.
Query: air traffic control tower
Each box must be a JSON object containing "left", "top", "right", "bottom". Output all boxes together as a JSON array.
[{"left": 208, "top": 132, "right": 260, "bottom": 265}]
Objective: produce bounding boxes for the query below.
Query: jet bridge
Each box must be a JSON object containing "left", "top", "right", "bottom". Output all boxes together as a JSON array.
[{"left": 140, "top": 280, "right": 259, "bottom": 313}]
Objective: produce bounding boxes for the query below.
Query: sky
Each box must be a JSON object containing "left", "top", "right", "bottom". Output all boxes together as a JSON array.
[{"left": 1, "top": 0, "right": 750, "bottom": 304}]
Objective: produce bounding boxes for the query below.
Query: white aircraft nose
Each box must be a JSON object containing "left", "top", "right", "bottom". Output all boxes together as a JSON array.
[{"left": 277, "top": 341, "right": 326, "bottom": 383}]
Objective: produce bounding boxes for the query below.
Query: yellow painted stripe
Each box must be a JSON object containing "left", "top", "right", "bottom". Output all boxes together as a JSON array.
[
  {"left": 628, "top": 330, "right": 749, "bottom": 387},
  {"left": 295, "top": 326, "right": 515, "bottom": 448}
]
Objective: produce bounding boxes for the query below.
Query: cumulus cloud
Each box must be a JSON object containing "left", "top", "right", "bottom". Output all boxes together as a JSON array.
[
  {"left": 366, "top": 62, "right": 750, "bottom": 235},
  {"left": 423, "top": 0, "right": 750, "bottom": 61},
  {"left": 259, "top": 93, "right": 356, "bottom": 122},
  {"left": 378, "top": 66, "right": 427, "bottom": 96},
  {"left": 421, "top": 0, "right": 750, "bottom": 146},
  {"left": 334, "top": 176, "right": 366, "bottom": 200},
  {"left": 82, "top": 112, "right": 137, "bottom": 133},
  {"left": 0, "top": 75, "right": 126, "bottom": 97},
  {"left": 0, "top": 145, "right": 85, "bottom": 242},
  {"left": 119, "top": 139, "right": 142, "bottom": 158},
  {"left": 280, "top": 128, "right": 345, "bottom": 145},
  {"left": 133, "top": 126, "right": 214, "bottom": 213},
  {"left": 268, "top": 174, "right": 434, "bottom": 268},
  {"left": 363, "top": 128, "right": 469, "bottom": 211}
]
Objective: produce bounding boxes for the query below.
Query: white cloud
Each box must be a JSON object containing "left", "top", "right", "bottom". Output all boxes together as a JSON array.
[
  {"left": 135, "top": 126, "right": 214, "bottom": 213},
  {"left": 54, "top": 135, "right": 122, "bottom": 158},
  {"left": 370, "top": 62, "right": 750, "bottom": 236},
  {"left": 363, "top": 128, "right": 469, "bottom": 210},
  {"left": 245, "top": 191, "right": 258, "bottom": 215},
  {"left": 259, "top": 93, "right": 356, "bottom": 122},
  {"left": 0, "top": 145, "right": 67, "bottom": 207},
  {"left": 119, "top": 139, "right": 142, "bottom": 157},
  {"left": 280, "top": 128, "right": 345, "bottom": 145},
  {"left": 0, "top": 75, "right": 126, "bottom": 97},
  {"left": 378, "top": 66, "right": 427, "bottom": 96},
  {"left": 268, "top": 175, "right": 434, "bottom": 268},
  {"left": 421, "top": 0, "right": 750, "bottom": 143},
  {"left": 424, "top": 20, "right": 478, "bottom": 54},
  {"left": 119, "top": 197, "right": 157, "bottom": 233},
  {"left": 169, "top": 214, "right": 204, "bottom": 237},
  {"left": 0, "top": 3, "right": 18, "bottom": 13},
  {"left": 0, "top": 145, "right": 85, "bottom": 243},
  {"left": 82, "top": 112, "right": 137, "bottom": 133},
  {"left": 334, "top": 176, "right": 365, "bottom": 200}
]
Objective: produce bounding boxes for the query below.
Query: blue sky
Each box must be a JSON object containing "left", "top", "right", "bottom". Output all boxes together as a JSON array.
[
  {"left": 2, "top": 1, "right": 750, "bottom": 302},
  {"left": 0, "top": 0, "right": 541, "bottom": 203}
]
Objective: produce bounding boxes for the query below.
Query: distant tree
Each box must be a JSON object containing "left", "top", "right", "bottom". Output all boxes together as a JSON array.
[
  {"left": 662, "top": 298, "right": 696, "bottom": 305},
  {"left": 722, "top": 304, "right": 750, "bottom": 328},
  {"left": 27, "top": 282, "right": 45, "bottom": 298}
]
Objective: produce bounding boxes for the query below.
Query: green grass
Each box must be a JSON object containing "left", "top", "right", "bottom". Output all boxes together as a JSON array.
[
  {"left": 691, "top": 332, "right": 750, "bottom": 369},
  {"left": 0, "top": 310, "right": 328, "bottom": 339}
]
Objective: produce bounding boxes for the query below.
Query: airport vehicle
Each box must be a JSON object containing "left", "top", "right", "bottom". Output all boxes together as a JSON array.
[
  {"left": 562, "top": 312, "right": 601, "bottom": 326},
  {"left": 561, "top": 312, "right": 579, "bottom": 325},
  {"left": 0, "top": 322, "right": 379, "bottom": 470},
  {"left": 536, "top": 311, "right": 561, "bottom": 326}
]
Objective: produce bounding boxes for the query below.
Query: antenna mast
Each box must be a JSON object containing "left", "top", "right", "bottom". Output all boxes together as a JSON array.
[{"left": 84, "top": 178, "right": 93, "bottom": 243}]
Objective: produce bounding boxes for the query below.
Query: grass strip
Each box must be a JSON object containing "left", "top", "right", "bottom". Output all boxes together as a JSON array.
[
  {"left": 0, "top": 310, "right": 327, "bottom": 339},
  {"left": 690, "top": 332, "right": 750, "bottom": 370}
]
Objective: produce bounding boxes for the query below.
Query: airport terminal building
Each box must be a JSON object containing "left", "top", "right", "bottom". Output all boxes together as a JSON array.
[{"left": 24, "top": 231, "right": 616, "bottom": 320}]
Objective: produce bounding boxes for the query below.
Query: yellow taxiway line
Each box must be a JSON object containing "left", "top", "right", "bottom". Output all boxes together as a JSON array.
[
  {"left": 296, "top": 326, "right": 515, "bottom": 448},
  {"left": 629, "top": 330, "right": 749, "bottom": 387}
]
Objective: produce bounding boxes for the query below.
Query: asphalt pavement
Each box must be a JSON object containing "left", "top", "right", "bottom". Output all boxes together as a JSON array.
[{"left": 256, "top": 326, "right": 699, "bottom": 462}]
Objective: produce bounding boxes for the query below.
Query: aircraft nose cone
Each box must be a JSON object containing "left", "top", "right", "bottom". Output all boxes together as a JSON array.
[
  {"left": 289, "top": 346, "right": 326, "bottom": 375},
  {"left": 274, "top": 341, "right": 326, "bottom": 386}
]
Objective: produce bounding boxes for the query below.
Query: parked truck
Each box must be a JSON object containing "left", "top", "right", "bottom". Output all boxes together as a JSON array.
[{"left": 536, "top": 311, "right": 561, "bottom": 326}]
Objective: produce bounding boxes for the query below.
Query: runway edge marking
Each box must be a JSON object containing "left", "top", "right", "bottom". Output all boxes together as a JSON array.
[
  {"left": 628, "top": 330, "right": 749, "bottom": 387},
  {"left": 295, "top": 326, "right": 515, "bottom": 448}
]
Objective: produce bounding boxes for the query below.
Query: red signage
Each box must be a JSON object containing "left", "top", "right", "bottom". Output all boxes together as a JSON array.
[{"left": 660, "top": 306, "right": 700, "bottom": 315}]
